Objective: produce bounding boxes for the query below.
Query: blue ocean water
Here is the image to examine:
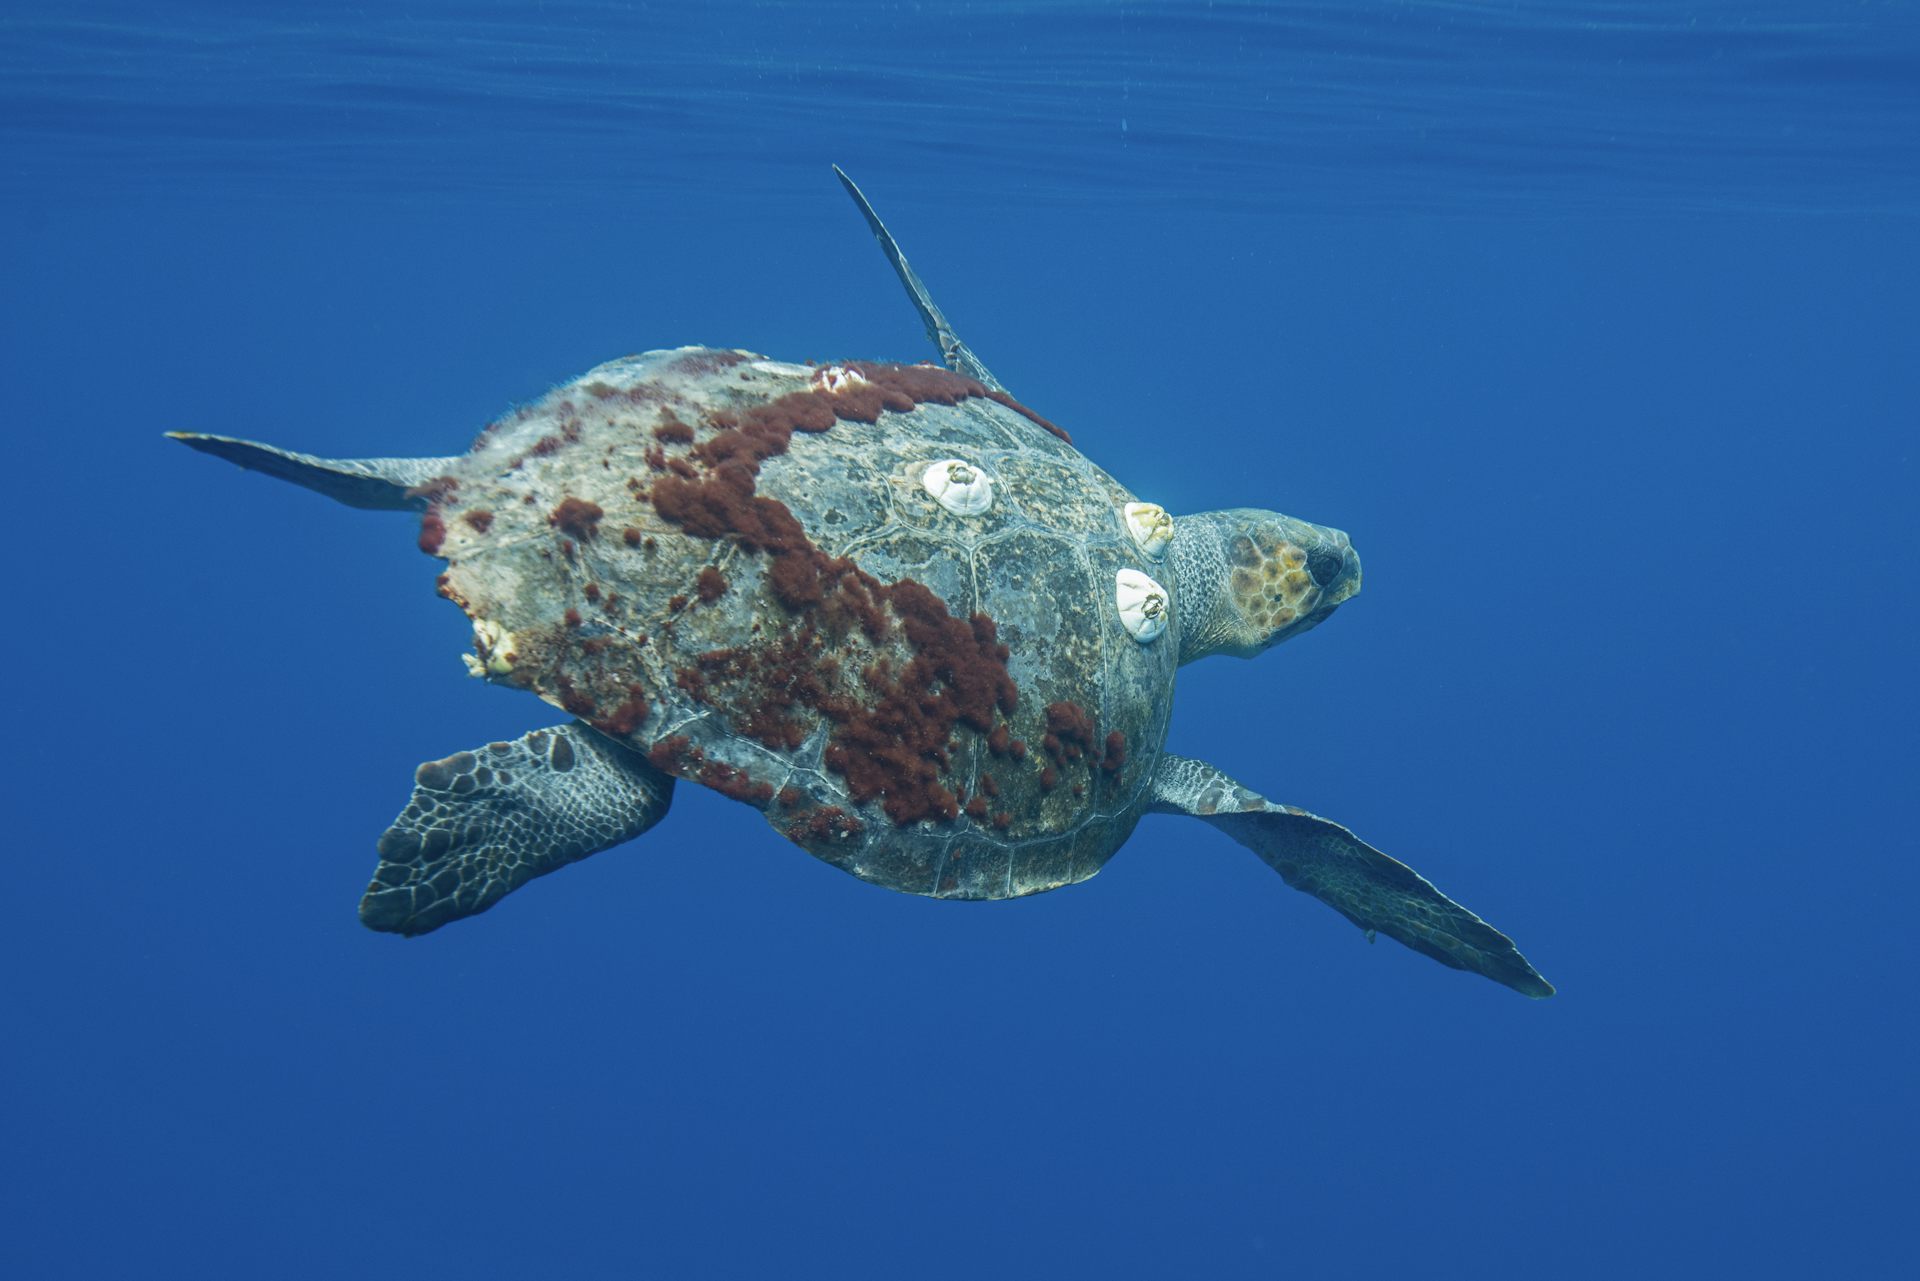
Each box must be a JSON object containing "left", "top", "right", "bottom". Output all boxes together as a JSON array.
[{"left": 4, "top": 2, "right": 1915, "bottom": 1277}]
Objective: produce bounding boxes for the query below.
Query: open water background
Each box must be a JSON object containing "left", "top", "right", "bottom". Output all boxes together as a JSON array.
[{"left": 4, "top": 3, "right": 1916, "bottom": 1277}]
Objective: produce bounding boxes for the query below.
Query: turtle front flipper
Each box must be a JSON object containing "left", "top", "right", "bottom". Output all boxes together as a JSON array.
[
  {"left": 1150, "top": 754, "right": 1553, "bottom": 997},
  {"left": 360, "top": 723, "right": 673, "bottom": 936},
  {"left": 832, "top": 164, "right": 1007, "bottom": 392}
]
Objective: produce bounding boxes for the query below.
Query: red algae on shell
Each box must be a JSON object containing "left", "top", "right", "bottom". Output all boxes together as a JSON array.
[
  {"left": 1042, "top": 702, "right": 1096, "bottom": 764},
  {"left": 847, "top": 361, "right": 1071, "bottom": 445},
  {"left": 594, "top": 691, "right": 650, "bottom": 738},
  {"left": 652, "top": 408, "right": 696, "bottom": 444},
  {"left": 1040, "top": 702, "right": 1129, "bottom": 788},
  {"left": 699, "top": 760, "right": 775, "bottom": 806},
  {"left": 645, "top": 361, "right": 1028, "bottom": 826},
  {"left": 550, "top": 496, "right": 604, "bottom": 540},
  {"left": 783, "top": 806, "right": 864, "bottom": 844}
]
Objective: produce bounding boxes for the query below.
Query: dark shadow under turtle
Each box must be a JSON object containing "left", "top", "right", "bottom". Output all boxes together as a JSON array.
[{"left": 172, "top": 168, "right": 1552, "bottom": 998}]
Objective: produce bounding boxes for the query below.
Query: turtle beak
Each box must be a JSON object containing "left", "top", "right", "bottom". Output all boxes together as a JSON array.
[{"left": 1280, "top": 527, "right": 1359, "bottom": 641}]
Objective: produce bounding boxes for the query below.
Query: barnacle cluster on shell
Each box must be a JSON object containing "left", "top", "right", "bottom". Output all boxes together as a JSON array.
[
  {"left": 813, "top": 364, "right": 869, "bottom": 394},
  {"left": 466, "top": 618, "right": 519, "bottom": 677},
  {"left": 1115, "top": 567, "right": 1170, "bottom": 643},
  {"left": 1122, "top": 502, "right": 1174, "bottom": 560},
  {"left": 921, "top": 458, "right": 995, "bottom": 516}
]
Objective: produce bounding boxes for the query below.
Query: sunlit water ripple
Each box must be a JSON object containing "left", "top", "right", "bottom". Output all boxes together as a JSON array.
[{"left": 5, "top": 0, "right": 1917, "bottom": 215}]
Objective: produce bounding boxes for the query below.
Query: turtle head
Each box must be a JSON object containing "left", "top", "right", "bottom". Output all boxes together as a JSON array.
[{"left": 1169, "top": 508, "right": 1361, "bottom": 663}]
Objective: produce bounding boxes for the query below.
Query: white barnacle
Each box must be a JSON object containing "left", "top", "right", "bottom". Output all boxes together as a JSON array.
[
  {"left": 814, "top": 364, "right": 869, "bottom": 394},
  {"left": 472, "top": 618, "right": 518, "bottom": 676},
  {"left": 749, "top": 360, "right": 812, "bottom": 378},
  {"left": 1122, "top": 501, "right": 1174, "bottom": 560},
  {"left": 921, "top": 458, "right": 994, "bottom": 516},
  {"left": 1115, "top": 568, "right": 1169, "bottom": 643}
]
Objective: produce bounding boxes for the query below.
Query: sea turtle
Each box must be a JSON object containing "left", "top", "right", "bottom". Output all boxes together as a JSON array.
[{"left": 171, "top": 168, "right": 1552, "bottom": 997}]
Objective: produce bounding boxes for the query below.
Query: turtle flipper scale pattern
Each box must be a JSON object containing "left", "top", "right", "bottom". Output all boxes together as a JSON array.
[
  {"left": 360, "top": 723, "right": 673, "bottom": 935},
  {"left": 1150, "top": 754, "right": 1553, "bottom": 997}
]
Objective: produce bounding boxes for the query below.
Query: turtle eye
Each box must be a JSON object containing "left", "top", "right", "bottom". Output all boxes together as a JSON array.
[{"left": 1306, "top": 544, "right": 1346, "bottom": 588}]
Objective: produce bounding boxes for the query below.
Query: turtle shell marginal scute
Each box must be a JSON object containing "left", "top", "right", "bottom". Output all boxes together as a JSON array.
[{"left": 418, "top": 347, "right": 1176, "bottom": 899}]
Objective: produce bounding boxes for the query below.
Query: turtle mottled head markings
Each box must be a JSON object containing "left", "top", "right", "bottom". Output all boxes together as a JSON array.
[
  {"left": 1169, "top": 509, "right": 1361, "bottom": 663},
  {"left": 167, "top": 167, "right": 1551, "bottom": 998}
]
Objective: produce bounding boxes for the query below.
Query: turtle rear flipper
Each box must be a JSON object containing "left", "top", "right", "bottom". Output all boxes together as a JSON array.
[
  {"left": 360, "top": 723, "right": 674, "bottom": 936},
  {"left": 165, "top": 432, "right": 461, "bottom": 511},
  {"left": 1150, "top": 754, "right": 1553, "bottom": 997},
  {"left": 832, "top": 165, "right": 1007, "bottom": 393}
]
